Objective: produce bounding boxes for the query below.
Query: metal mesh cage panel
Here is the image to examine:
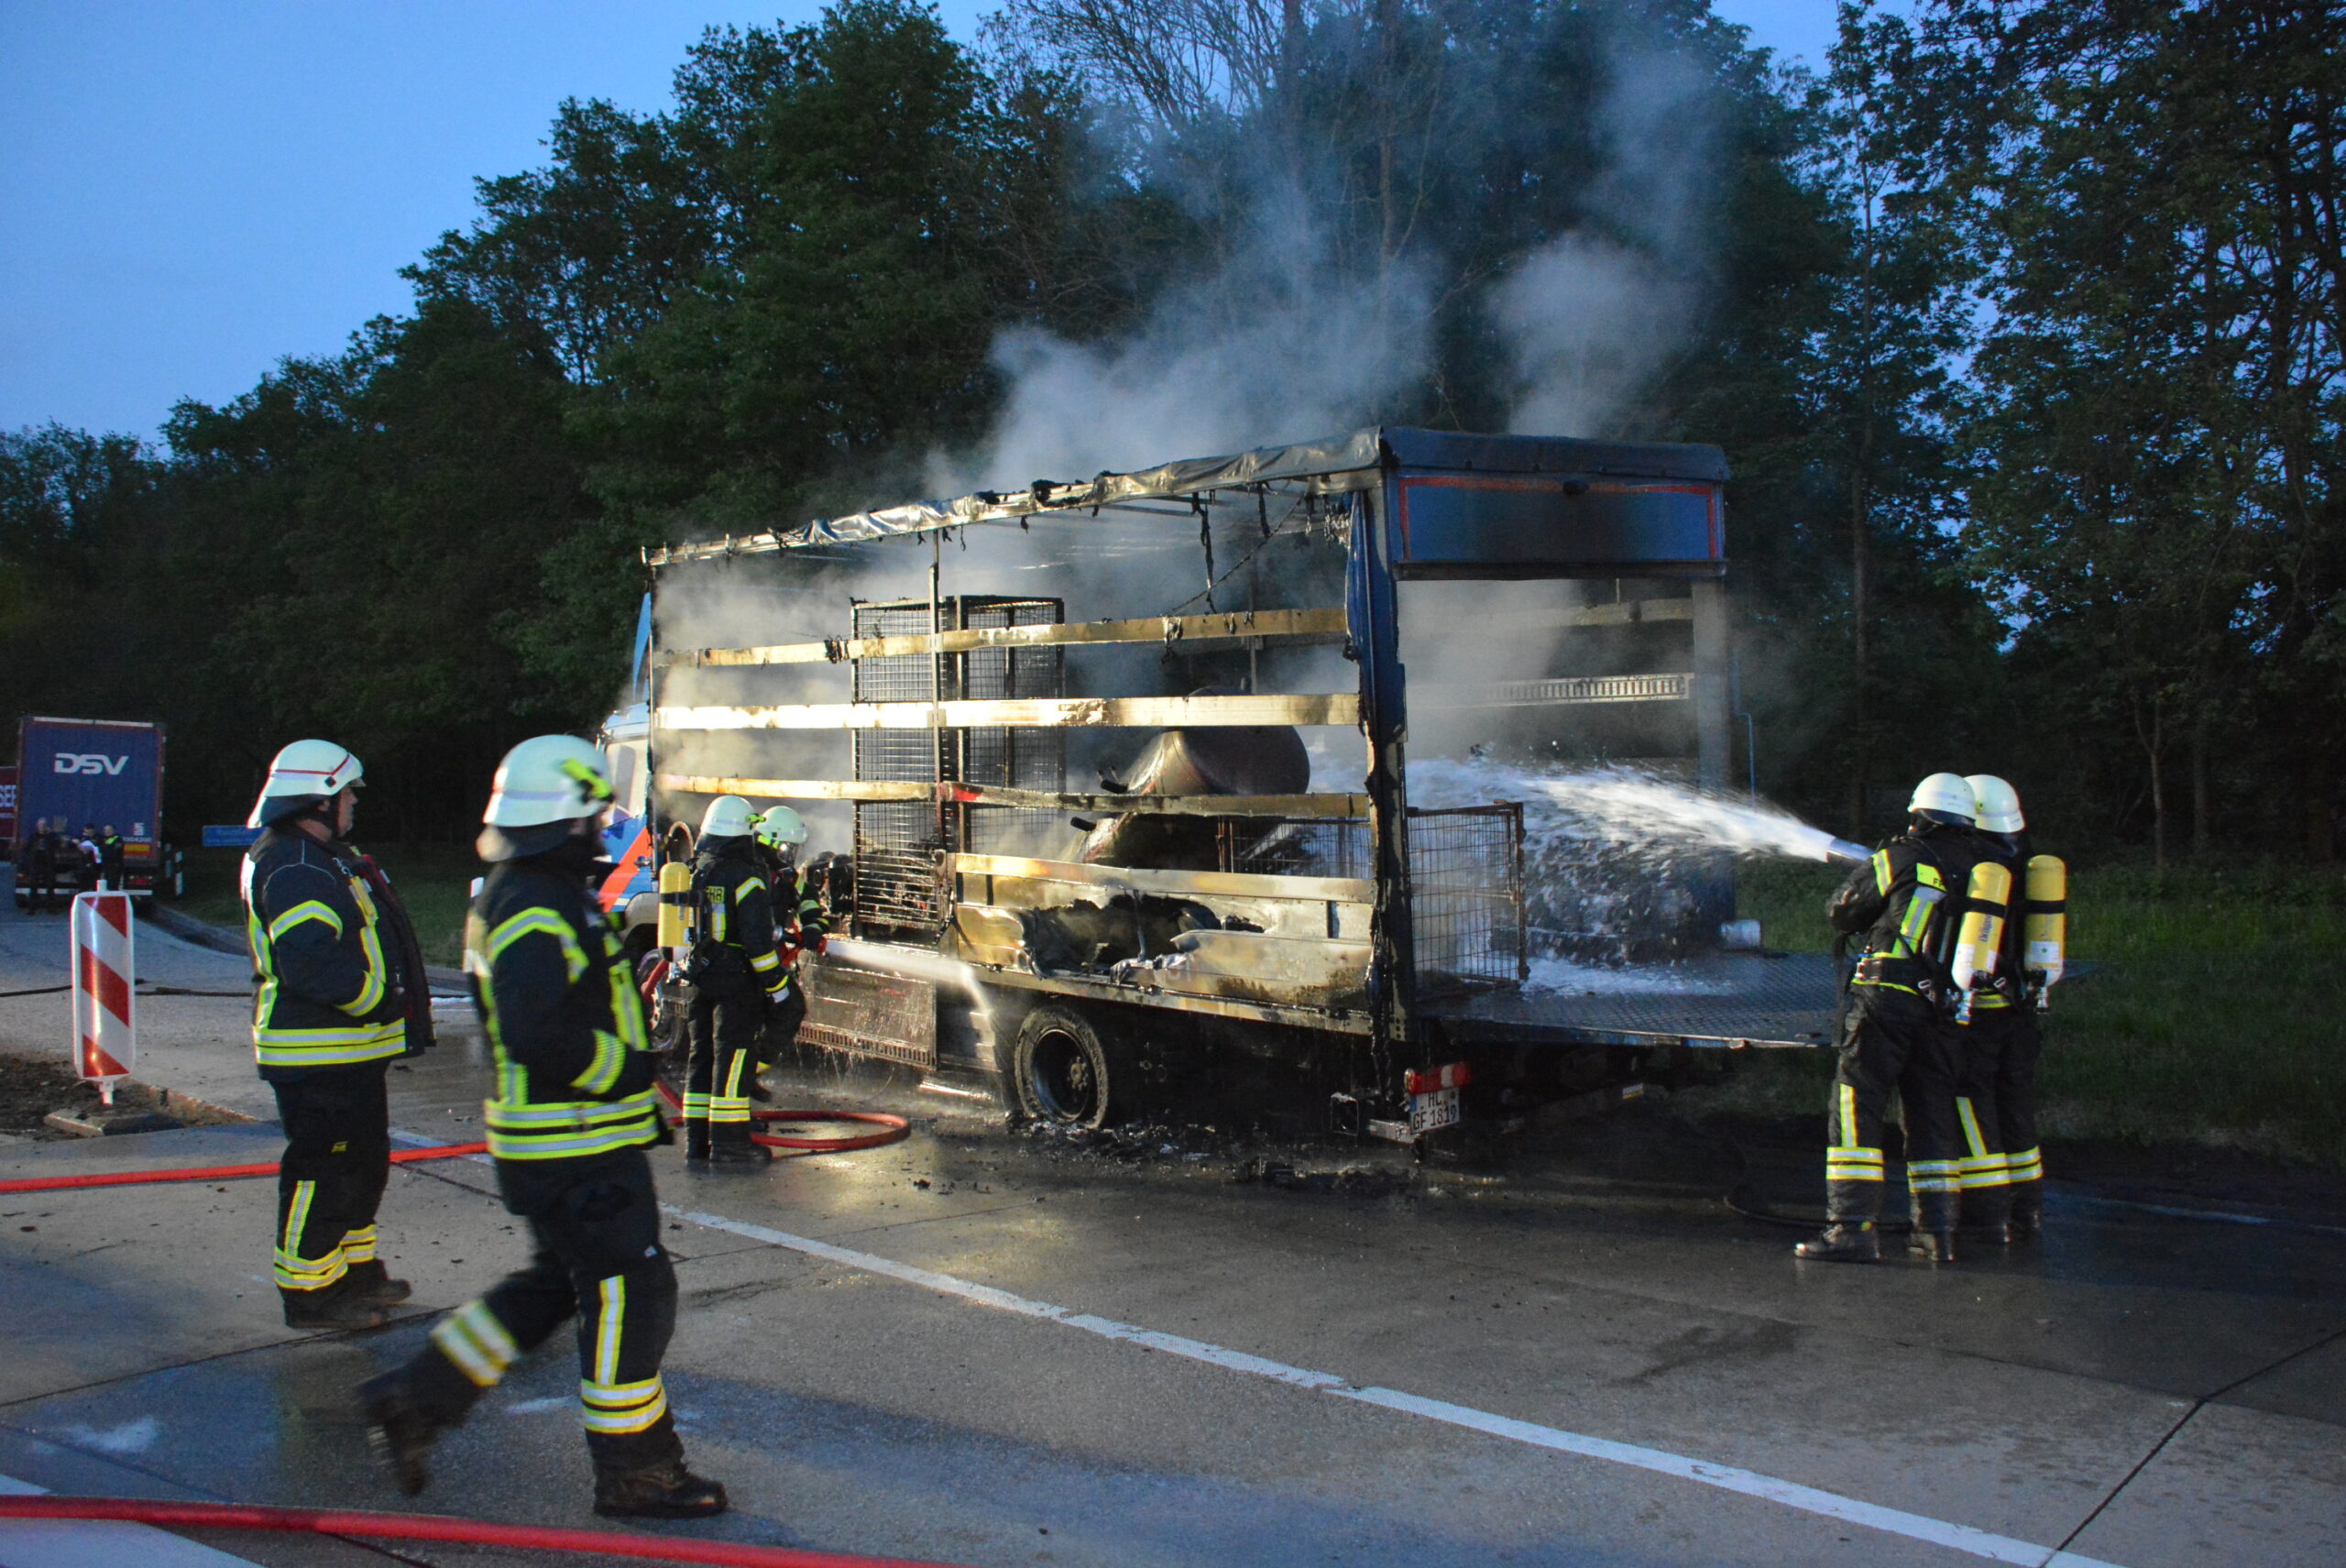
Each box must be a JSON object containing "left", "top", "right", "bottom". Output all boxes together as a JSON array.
[
  {"left": 850, "top": 597, "right": 1062, "bottom": 933},
  {"left": 1407, "top": 804, "right": 1528, "bottom": 988}
]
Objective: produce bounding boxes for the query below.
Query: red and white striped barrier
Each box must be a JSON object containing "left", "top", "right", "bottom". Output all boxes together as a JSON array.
[{"left": 71, "top": 892, "right": 135, "bottom": 1104}]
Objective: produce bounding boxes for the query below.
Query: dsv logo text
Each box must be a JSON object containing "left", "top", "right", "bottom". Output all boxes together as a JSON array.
[{"left": 53, "top": 754, "right": 129, "bottom": 775}]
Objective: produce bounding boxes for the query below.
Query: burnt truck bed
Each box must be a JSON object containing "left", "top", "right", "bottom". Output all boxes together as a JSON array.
[{"left": 1423, "top": 952, "right": 1841, "bottom": 1050}]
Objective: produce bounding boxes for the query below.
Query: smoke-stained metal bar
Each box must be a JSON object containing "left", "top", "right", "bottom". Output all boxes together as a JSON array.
[
  {"left": 660, "top": 608, "right": 1349, "bottom": 668},
  {"left": 951, "top": 851, "right": 1372, "bottom": 905},
  {"left": 656, "top": 693, "right": 1362, "bottom": 732},
  {"left": 643, "top": 432, "right": 1391, "bottom": 565},
  {"left": 937, "top": 784, "right": 1369, "bottom": 817},
  {"left": 655, "top": 775, "right": 930, "bottom": 801}
]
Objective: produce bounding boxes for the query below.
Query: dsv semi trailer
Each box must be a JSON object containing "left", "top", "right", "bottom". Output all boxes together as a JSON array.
[{"left": 612, "top": 430, "right": 1839, "bottom": 1146}]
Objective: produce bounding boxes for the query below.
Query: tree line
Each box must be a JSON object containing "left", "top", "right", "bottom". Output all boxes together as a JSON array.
[{"left": 0, "top": 0, "right": 2335, "bottom": 862}]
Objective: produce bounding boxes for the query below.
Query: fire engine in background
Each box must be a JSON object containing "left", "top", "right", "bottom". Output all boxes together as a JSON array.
[{"left": 9, "top": 717, "right": 182, "bottom": 908}]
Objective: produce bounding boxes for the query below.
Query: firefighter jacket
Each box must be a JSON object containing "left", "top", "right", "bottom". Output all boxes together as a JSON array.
[
  {"left": 242, "top": 828, "right": 409, "bottom": 1078},
  {"left": 466, "top": 848, "right": 660, "bottom": 1163},
  {"left": 686, "top": 838, "right": 789, "bottom": 997},
  {"left": 1825, "top": 825, "right": 1983, "bottom": 1003}
]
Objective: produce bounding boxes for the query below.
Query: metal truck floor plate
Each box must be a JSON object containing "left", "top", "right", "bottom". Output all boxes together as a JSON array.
[{"left": 1423, "top": 951, "right": 1839, "bottom": 1048}]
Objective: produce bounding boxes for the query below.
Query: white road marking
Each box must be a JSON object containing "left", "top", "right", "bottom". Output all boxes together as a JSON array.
[
  {"left": 666, "top": 1205, "right": 2129, "bottom": 1568},
  {"left": 0, "top": 1475, "right": 262, "bottom": 1568}
]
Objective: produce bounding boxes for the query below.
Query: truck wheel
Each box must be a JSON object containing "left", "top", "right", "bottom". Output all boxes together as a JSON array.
[{"left": 1011, "top": 1005, "right": 1127, "bottom": 1131}]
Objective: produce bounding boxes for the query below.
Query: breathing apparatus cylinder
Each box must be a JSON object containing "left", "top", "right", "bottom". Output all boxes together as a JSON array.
[
  {"left": 657, "top": 859, "right": 694, "bottom": 954},
  {"left": 1950, "top": 859, "right": 2013, "bottom": 1024},
  {"left": 2023, "top": 854, "right": 2068, "bottom": 1006}
]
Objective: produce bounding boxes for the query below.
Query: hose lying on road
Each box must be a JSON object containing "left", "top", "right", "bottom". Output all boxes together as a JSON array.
[
  {"left": 0, "top": 1495, "right": 964, "bottom": 1568},
  {"left": 652, "top": 1081, "right": 909, "bottom": 1155},
  {"left": 0, "top": 1101, "right": 908, "bottom": 1194},
  {"left": 0, "top": 1142, "right": 489, "bottom": 1196}
]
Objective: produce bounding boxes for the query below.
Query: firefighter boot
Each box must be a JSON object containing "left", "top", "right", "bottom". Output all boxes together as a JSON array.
[
  {"left": 282, "top": 1275, "right": 389, "bottom": 1332},
  {"left": 707, "top": 1132, "right": 772, "bottom": 1168},
  {"left": 1793, "top": 1223, "right": 1880, "bottom": 1263},
  {"left": 685, "top": 1120, "right": 710, "bottom": 1163},
  {"left": 356, "top": 1354, "right": 478, "bottom": 1497},
  {"left": 344, "top": 1259, "right": 414, "bottom": 1307},
  {"left": 1909, "top": 1191, "right": 1959, "bottom": 1263},
  {"left": 2009, "top": 1182, "right": 2044, "bottom": 1240},
  {"left": 594, "top": 1459, "right": 729, "bottom": 1519},
  {"left": 1960, "top": 1185, "right": 2013, "bottom": 1247}
]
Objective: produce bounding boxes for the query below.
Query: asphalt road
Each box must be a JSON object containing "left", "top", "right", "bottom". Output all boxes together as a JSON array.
[{"left": 0, "top": 892, "right": 2339, "bottom": 1568}]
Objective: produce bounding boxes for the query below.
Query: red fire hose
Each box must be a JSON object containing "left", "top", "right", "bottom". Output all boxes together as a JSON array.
[
  {"left": 0, "top": 1495, "right": 968, "bottom": 1567},
  {"left": 0, "top": 1141, "right": 489, "bottom": 1196},
  {"left": 650, "top": 1082, "right": 909, "bottom": 1155}
]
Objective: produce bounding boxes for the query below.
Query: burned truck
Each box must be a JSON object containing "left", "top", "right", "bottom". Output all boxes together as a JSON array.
[{"left": 629, "top": 429, "right": 1837, "bottom": 1146}]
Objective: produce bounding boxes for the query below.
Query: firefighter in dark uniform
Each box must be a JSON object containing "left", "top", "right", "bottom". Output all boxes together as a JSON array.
[
  {"left": 681, "top": 795, "right": 788, "bottom": 1166},
  {"left": 241, "top": 740, "right": 413, "bottom": 1328},
  {"left": 359, "top": 735, "right": 726, "bottom": 1519},
  {"left": 1957, "top": 774, "right": 2055, "bottom": 1242},
  {"left": 22, "top": 821, "right": 60, "bottom": 913},
  {"left": 98, "top": 826, "right": 125, "bottom": 892},
  {"left": 1797, "top": 773, "right": 1985, "bottom": 1265},
  {"left": 750, "top": 805, "right": 828, "bottom": 1088}
]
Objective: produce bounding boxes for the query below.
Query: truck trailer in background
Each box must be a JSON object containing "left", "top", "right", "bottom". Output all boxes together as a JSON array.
[
  {"left": 10, "top": 717, "right": 181, "bottom": 905},
  {"left": 608, "top": 429, "right": 1841, "bottom": 1149}
]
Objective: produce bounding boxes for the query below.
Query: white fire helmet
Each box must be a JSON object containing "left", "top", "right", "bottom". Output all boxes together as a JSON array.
[
  {"left": 1907, "top": 773, "right": 1978, "bottom": 825},
  {"left": 1966, "top": 774, "right": 2025, "bottom": 834},
  {"left": 484, "top": 735, "right": 614, "bottom": 828},
  {"left": 754, "top": 805, "right": 807, "bottom": 850},
  {"left": 247, "top": 740, "right": 364, "bottom": 829},
  {"left": 700, "top": 795, "right": 757, "bottom": 840}
]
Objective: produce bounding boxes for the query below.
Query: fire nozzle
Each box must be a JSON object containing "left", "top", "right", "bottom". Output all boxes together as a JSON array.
[{"left": 1825, "top": 838, "right": 1871, "bottom": 865}]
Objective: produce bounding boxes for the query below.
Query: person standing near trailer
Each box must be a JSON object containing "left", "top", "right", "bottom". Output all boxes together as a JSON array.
[
  {"left": 359, "top": 735, "right": 725, "bottom": 1519},
  {"left": 21, "top": 821, "right": 59, "bottom": 912},
  {"left": 1957, "top": 774, "right": 2060, "bottom": 1241},
  {"left": 1798, "top": 773, "right": 1985, "bottom": 1265},
  {"left": 97, "top": 825, "right": 125, "bottom": 891},
  {"left": 241, "top": 740, "right": 413, "bottom": 1329},
  {"left": 750, "top": 805, "right": 827, "bottom": 1087},
  {"left": 681, "top": 795, "right": 788, "bottom": 1166}
]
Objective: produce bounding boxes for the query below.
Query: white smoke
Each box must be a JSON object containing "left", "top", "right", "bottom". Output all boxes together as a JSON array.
[
  {"left": 1496, "top": 48, "right": 1717, "bottom": 437},
  {"left": 936, "top": 214, "right": 1432, "bottom": 493}
]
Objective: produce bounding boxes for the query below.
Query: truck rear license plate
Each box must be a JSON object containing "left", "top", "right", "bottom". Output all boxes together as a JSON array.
[{"left": 1409, "top": 1086, "right": 1460, "bottom": 1134}]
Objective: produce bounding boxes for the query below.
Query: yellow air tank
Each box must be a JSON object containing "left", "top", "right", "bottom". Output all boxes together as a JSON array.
[
  {"left": 2023, "top": 854, "right": 2067, "bottom": 1004},
  {"left": 1950, "top": 860, "right": 2012, "bottom": 1024},
  {"left": 657, "top": 859, "right": 694, "bottom": 952}
]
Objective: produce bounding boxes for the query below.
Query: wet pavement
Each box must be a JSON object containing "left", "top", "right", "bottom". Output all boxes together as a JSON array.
[{"left": 0, "top": 891, "right": 2340, "bottom": 1566}]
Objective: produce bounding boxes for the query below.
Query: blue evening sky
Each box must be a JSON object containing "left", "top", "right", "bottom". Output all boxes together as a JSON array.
[{"left": 0, "top": 2, "right": 1838, "bottom": 444}]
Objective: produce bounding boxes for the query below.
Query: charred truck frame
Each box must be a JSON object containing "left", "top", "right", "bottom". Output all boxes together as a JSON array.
[{"left": 632, "top": 429, "right": 1834, "bottom": 1146}]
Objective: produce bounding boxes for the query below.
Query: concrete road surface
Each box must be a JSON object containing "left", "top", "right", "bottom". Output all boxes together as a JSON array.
[{"left": 0, "top": 887, "right": 2339, "bottom": 1567}]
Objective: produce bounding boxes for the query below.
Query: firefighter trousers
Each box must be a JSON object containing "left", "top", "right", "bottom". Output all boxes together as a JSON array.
[
  {"left": 1825, "top": 991, "right": 1965, "bottom": 1232},
  {"left": 269, "top": 1062, "right": 390, "bottom": 1300},
  {"left": 1957, "top": 1004, "right": 2043, "bottom": 1226},
  {"left": 399, "top": 1149, "right": 684, "bottom": 1474},
  {"left": 685, "top": 984, "right": 763, "bottom": 1154},
  {"left": 755, "top": 984, "right": 806, "bottom": 1072}
]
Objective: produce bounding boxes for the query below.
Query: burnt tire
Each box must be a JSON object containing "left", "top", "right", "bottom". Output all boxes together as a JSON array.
[{"left": 1010, "top": 1005, "right": 1129, "bottom": 1131}]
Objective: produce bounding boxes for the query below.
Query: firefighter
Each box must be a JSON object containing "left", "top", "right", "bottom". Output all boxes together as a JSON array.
[
  {"left": 1797, "top": 773, "right": 1985, "bottom": 1265},
  {"left": 98, "top": 825, "right": 125, "bottom": 892},
  {"left": 242, "top": 740, "right": 412, "bottom": 1329},
  {"left": 358, "top": 735, "right": 725, "bottom": 1519},
  {"left": 749, "top": 804, "right": 827, "bottom": 1088},
  {"left": 21, "top": 820, "right": 59, "bottom": 913},
  {"left": 77, "top": 824, "right": 102, "bottom": 890},
  {"left": 1958, "top": 774, "right": 2052, "bottom": 1241},
  {"left": 682, "top": 795, "right": 788, "bottom": 1166}
]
